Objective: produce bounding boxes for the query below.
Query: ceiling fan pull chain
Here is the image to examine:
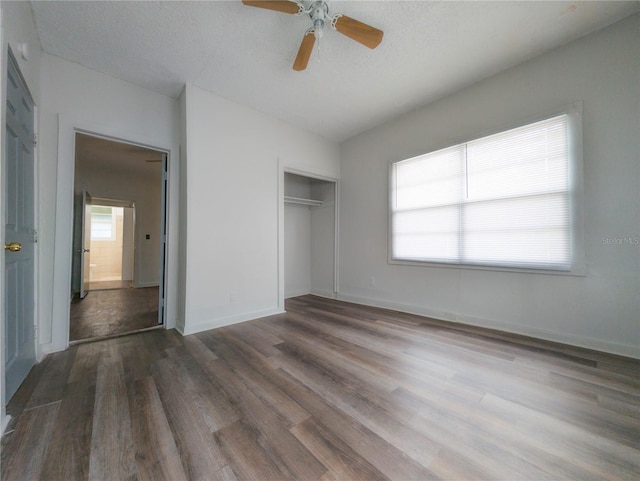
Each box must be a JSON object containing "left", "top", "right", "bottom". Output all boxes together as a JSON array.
[{"left": 316, "top": 30, "right": 321, "bottom": 63}]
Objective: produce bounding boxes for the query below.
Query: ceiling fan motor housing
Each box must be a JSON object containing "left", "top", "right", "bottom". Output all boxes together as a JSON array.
[{"left": 310, "top": 1, "right": 329, "bottom": 36}]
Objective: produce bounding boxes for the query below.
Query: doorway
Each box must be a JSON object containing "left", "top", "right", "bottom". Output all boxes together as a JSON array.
[
  {"left": 82, "top": 198, "right": 135, "bottom": 292},
  {"left": 70, "top": 133, "right": 166, "bottom": 342}
]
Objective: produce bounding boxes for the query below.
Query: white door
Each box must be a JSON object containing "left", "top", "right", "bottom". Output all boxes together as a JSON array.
[
  {"left": 79, "top": 190, "right": 92, "bottom": 299},
  {"left": 4, "top": 52, "right": 36, "bottom": 401}
]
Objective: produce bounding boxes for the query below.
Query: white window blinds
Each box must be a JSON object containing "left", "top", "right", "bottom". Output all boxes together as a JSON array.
[{"left": 391, "top": 114, "right": 571, "bottom": 270}]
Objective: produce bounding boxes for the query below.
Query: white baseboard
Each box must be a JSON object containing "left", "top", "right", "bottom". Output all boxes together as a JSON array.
[
  {"left": 180, "top": 307, "right": 286, "bottom": 336},
  {"left": 337, "top": 293, "right": 640, "bottom": 359},
  {"left": 285, "top": 288, "right": 311, "bottom": 299},
  {"left": 310, "top": 289, "right": 338, "bottom": 300}
]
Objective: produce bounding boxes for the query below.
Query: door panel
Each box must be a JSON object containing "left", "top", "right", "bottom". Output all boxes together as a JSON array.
[{"left": 4, "top": 52, "right": 36, "bottom": 401}]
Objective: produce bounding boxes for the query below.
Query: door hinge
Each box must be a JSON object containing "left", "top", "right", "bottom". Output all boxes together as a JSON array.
[
  {"left": 33, "top": 133, "right": 38, "bottom": 147},
  {"left": 34, "top": 323, "right": 39, "bottom": 340},
  {"left": 31, "top": 228, "right": 38, "bottom": 243}
]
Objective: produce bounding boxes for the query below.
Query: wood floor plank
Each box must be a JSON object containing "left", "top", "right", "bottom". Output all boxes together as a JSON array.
[
  {"left": 273, "top": 368, "right": 440, "bottom": 481},
  {"left": 67, "top": 342, "right": 105, "bottom": 385},
  {"left": 215, "top": 421, "right": 288, "bottom": 481},
  {"left": 151, "top": 356, "right": 228, "bottom": 481},
  {"left": 3, "top": 355, "right": 52, "bottom": 433},
  {"left": 163, "top": 344, "right": 240, "bottom": 433},
  {"left": 118, "top": 334, "right": 158, "bottom": 382},
  {"left": 2, "top": 295, "right": 639, "bottom": 481},
  {"left": 186, "top": 339, "right": 327, "bottom": 481},
  {"left": 70, "top": 286, "right": 159, "bottom": 341},
  {"left": 290, "top": 417, "right": 392, "bottom": 481},
  {"left": 1, "top": 402, "right": 60, "bottom": 481},
  {"left": 39, "top": 381, "right": 96, "bottom": 481},
  {"left": 88, "top": 345, "right": 137, "bottom": 481},
  {"left": 480, "top": 392, "right": 640, "bottom": 481},
  {"left": 128, "top": 377, "right": 188, "bottom": 481},
  {"left": 25, "top": 347, "right": 77, "bottom": 410},
  {"left": 271, "top": 341, "right": 443, "bottom": 469},
  {"left": 204, "top": 330, "right": 311, "bottom": 426}
]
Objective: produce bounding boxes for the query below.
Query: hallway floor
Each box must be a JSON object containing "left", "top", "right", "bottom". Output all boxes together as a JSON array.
[{"left": 70, "top": 287, "right": 160, "bottom": 342}]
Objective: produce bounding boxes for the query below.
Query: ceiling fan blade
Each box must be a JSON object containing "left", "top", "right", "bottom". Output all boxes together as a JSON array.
[
  {"left": 333, "top": 15, "right": 383, "bottom": 49},
  {"left": 242, "top": 1, "right": 302, "bottom": 15},
  {"left": 293, "top": 31, "right": 315, "bottom": 71}
]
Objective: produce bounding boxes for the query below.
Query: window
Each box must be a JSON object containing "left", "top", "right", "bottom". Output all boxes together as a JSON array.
[
  {"left": 91, "top": 206, "right": 119, "bottom": 241},
  {"left": 391, "top": 114, "right": 574, "bottom": 271}
]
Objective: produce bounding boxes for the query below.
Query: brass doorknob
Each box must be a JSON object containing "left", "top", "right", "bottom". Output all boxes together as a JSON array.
[{"left": 4, "top": 242, "right": 22, "bottom": 252}]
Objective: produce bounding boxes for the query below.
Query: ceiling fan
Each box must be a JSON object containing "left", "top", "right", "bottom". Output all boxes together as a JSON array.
[{"left": 242, "top": 0, "right": 384, "bottom": 71}]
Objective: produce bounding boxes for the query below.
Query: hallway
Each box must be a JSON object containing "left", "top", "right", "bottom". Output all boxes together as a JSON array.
[{"left": 70, "top": 287, "right": 160, "bottom": 342}]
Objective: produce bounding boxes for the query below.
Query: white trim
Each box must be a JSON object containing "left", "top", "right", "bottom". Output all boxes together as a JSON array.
[
  {"left": 309, "top": 289, "right": 337, "bottom": 300},
  {"left": 134, "top": 281, "right": 159, "bottom": 288},
  {"left": 284, "top": 195, "right": 323, "bottom": 207},
  {"left": 285, "top": 288, "right": 311, "bottom": 299},
  {"left": 337, "top": 293, "right": 640, "bottom": 360},
  {"left": 178, "top": 307, "right": 286, "bottom": 336}
]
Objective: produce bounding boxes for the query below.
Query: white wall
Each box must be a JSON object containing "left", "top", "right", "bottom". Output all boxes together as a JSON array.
[
  {"left": 339, "top": 15, "right": 640, "bottom": 358},
  {"left": 285, "top": 204, "right": 311, "bottom": 298},
  {"left": 41, "top": 54, "right": 180, "bottom": 354},
  {"left": 180, "top": 84, "right": 339, "bottom": 335},
  {"left": 0, "top": 0, "right": 43, "bottom": 433},
  {"left": 284, "top": 173, "right": 312, "bottom": 298},
  {"left": 310, "top": 181, "right": 337, "bottom": 298}
]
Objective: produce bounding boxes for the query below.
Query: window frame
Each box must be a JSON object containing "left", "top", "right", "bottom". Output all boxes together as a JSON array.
[{"left": 388, "top": 103, "right": 586, "bottom": 276}]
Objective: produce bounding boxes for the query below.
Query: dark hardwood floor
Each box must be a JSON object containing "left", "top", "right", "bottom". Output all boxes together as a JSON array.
[
  {"left": 69, "top": 287, "right": 160, "bottom": 342},
  {"left": 3, "top": 295, "right": 639, "bottom": 480}
]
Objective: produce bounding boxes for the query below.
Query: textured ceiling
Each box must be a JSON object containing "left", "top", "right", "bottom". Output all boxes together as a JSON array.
[{"left": 30, "top": 1, "right": 639, "bottom": 142}]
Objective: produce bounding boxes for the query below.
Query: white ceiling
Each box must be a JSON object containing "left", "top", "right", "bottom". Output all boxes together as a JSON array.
[
  {"left": 30, "top": 1, "right": 638, "bottom": 142},
  {"left": 75, "top": 133, "right": 163, "bottom": 178}
]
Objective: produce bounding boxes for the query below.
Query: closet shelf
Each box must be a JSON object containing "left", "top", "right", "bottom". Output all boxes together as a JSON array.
[{"left": 284, "top": 196, "right": 323, "bottom": 207}]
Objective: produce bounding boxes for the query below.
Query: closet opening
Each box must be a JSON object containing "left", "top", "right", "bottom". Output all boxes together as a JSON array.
[{"left": 281, "top": 170, "right": 339, "bottom": 308}]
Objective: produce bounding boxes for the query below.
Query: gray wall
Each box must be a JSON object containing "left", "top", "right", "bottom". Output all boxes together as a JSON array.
[{"left": 338, "top": 15, "right": 639, "bottom": 357}]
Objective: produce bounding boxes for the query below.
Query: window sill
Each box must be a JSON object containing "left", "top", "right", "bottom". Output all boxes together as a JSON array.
[{"left": 388, "top": 258, "right": 587, "bottom": 277}]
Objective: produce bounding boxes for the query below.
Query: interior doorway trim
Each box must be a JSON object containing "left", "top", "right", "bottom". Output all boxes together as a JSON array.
[
  {"left": 49, "top": 115, "right": 173, "bottom": 355},
  {"left": 277, "top": 163, "right": 340, "bottom": 312}
]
